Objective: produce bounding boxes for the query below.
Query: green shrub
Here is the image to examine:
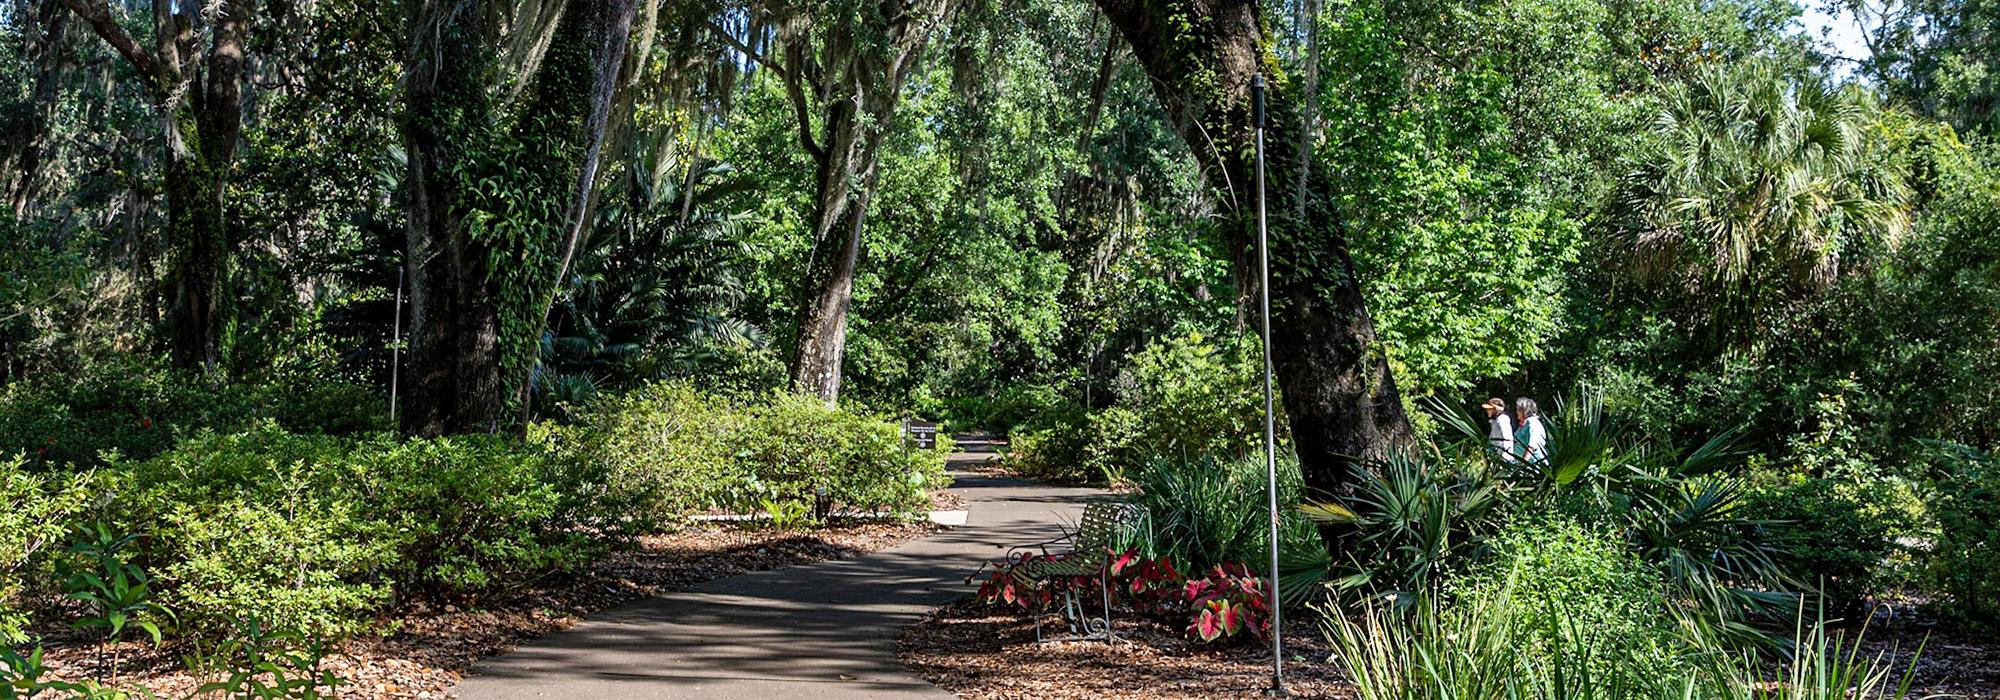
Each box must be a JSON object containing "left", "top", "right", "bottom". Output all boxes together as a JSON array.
[
  {"left": 1005, "top": 407, "right": 1146, "bottom": 484},
  {"left": 544, "top": 382, "right": 950, "bottom": 519},
  {"left": 0, "top": 457, "right": 96, "bottom": 643},
  {"left": 1452, "top": 517, "right": 1683, "bottom": 683},
  {"left": 1745, "top": 475, "right": 1920, "bottom": 616},
  {"left": 358, "top": 434, "right": 618, "bottom": 595},
  {"left": 536, "top": 382, "right": 738, "bottom": 519},
  {"left": 729, "top": 392, "right": 950, "bottom": 517},
  {"left": 126, "top": 424, "right": 624, "bottom": 638},
  {"left": 0, "top": 361, "right": 384, "bottom": 468},
  {"left": 129, "top": 427, "right": 399, "bottom": 638},
  {"left": 1927, "top": 442, "right": 2000, "bottom": 623},
  {"left": 1004, "top": 332, "right": 1265, "bottom": 485},
  {"left": 1119, "top": 331, "right": 1263, "bottom": 461},
  {"left": 1128, "top": 453, "right": 1317, "bottom": 572}
]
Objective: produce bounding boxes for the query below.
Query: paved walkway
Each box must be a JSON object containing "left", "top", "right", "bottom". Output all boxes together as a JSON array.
[{"left": 455, "top": 437, "right": 1101, "bottom": 699}]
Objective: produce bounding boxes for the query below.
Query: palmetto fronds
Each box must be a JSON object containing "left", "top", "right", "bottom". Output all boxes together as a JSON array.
[{"left": 1615, "top": 59, "right": 1912, "bottom": 334}]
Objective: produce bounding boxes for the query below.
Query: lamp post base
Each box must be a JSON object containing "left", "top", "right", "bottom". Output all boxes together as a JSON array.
[{"left": 1264, "top": 683, "right": 1289, "bottom": 697}]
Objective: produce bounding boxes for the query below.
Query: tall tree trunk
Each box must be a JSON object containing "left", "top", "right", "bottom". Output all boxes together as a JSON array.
[
  {"left": 61, "top": 0, "right": 249, "bottom": 372},
  {"left": 782, "top": 0, "right": 957, "bottom": 403},
  {"left": 402, "top": 0, "right": 510, "bottom": 436},
  {"left": 401, "top": 0, "right": 638, "bottom": 435},
  {"left": 1, "top": 0, "right": 69, "bottom": 217},
  {"left": 1089, "top": 0, "right": 1414, "bottom": 507}
]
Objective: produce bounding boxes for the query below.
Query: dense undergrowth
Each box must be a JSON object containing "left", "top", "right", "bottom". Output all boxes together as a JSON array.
[{"left": 0, "top": 365, "right": 948, "bottom": 689}]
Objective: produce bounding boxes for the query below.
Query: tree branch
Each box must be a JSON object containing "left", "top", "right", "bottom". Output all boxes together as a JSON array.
[
  {"left": 780, "top": 39, "right": 826, "bottom": 162},
  {"left": 705, "top": 19, "right": 785, "bottom": 78},
  {"left": 58, "top": 0, "right": 160, "bottom": 87}
]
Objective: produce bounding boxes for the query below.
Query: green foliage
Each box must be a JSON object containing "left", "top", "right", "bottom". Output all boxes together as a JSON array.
[
  {"left": 0, "top": 361, "right": 384, "bottom": 468},
  {"left": 1610, "top": 58, "right": 1911, "bottom": 337},
  {"left": 542, "top": 382, "right": 950, "bottom": 520},
  {"left": 1745, "top": 475, "right": 1919, "bottom": 616},
  {"left": 1320, "top": 0, "right": 1603, "bottom": 396},
  {"left": 193, "top": 617, "right": 343, "bottom": 700},
  {"left": 1925, "top": 442, "right": 2000, "bottom": 624},
  {"left": 62, "top": 524, "right": 173, "bottom": 647},
  {"left": 1452, "top": 518, "right": 1683, "bottom": 682},
  {"left": 1312, "top": 397, "right": 1791, "bottom": 637},
  {"left": 1323, "top": 588, "right": 1926, "bottom": 700},
  {"left": 1005, "top": 332, "right": 1263, "bottom": 484},
  {"left": 1127, "top": 454, "right": 1318, "bottom": 574},
  {"left": 0, "top": 458, "right": 93, "bottom": 644},
  {"left": 125, "top": 423, "right": 621, "bottom": 638}
]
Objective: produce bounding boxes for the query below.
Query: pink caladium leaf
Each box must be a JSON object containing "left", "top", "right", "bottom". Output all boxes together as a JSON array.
[
  {"left": 1191, "top": 608, "right": 1223, "bottom": 642},
  {"left": 1110, "top": 550, "right": 1138, "bottom": 576}
]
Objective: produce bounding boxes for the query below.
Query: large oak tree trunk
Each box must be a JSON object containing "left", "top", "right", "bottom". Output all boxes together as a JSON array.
[
  {"left": 1090, "top": 0, "right": 1414, "bottom": 510},
  {"left": 401, "top": 0, "right": 637, "bottom": 436},
  {"left": 403, "top": 17, "right": 507, "bottom": 435},
  {"left": 1, "top": 0, "right": 69, "bottom": 217}
]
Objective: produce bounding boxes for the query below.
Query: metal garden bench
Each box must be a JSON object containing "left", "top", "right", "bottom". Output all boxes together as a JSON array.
[{"left": 1004, "top": 500, "right": 1149, "bottom": 643}]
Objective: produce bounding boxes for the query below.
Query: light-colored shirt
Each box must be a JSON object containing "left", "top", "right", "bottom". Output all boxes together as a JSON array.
[
  {"left": 1489, "top": 413, "right": 1515, "bottom": 454},
  {"left": 1521, "top": 415, "right": 1548, "bottom": 462}
]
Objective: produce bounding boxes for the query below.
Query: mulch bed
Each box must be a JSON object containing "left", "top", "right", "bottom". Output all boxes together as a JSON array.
[
  {"left": 902, "top": 597, "right": 2000, "bottom": 700},
  {"left": 1852, "top": 606, "right": 2000, "bottom": 699},
  {"left": 33, "top": 519, "right": 940, "bottom": 698},
  {"left": 899, "top": 598, "right": 1353, "bottom": 699}
]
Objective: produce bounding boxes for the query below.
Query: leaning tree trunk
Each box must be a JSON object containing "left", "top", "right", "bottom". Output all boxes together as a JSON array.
[
  {"left": 790, "top": 94, "right": 890, "bottom": 403},
  {"left": 1090, "top": 0, "right": 1414, "bottom": 512}
]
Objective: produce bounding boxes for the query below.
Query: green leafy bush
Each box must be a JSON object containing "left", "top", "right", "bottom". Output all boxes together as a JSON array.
[
  {"left": 128, "top": 427, "right": 399, "bottom": 638},
  {"left": 0, "top": 361, "right": 384, "bottom": 468},
  {"left": 1006, "top": 332, "right": 1266, "bottom": 485},
  {"left": 729, "top": 393, "right": 950, "bottom": 517},
  {"left": 125, "top": 424, "right": 623, "bottom": 638},
  {"left": 1745, "top": 475, "right": 1920, "bottom": 616},
  {"left": 0, "top": 457, "right": 96, "bottom": 644},
  {"left": 1927, "top": 442, "right": 2000, "bottom": 623},
  {"left": 1129, "top": 453, "right": 1316, "bottom": 572},
  {"left": 542, "top": 382, "right": 950, "bottom": 520},
  {"left": 538, "top": 382, "right": 737, "bottom": 519},
  {"left": 1451, "top": 517, "right": 1684, "bottom": 682}
]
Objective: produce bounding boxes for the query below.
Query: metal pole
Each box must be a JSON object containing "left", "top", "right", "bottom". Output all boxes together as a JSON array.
[
  {"left": 390, "top": 265, "right": 403, "bottom": 426},
  {"left": 1253, "top": 73, "right": 1286, "bottom": 698}
]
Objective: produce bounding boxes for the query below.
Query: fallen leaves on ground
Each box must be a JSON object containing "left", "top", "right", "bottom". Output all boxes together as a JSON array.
[{"left": 899, "top": 598, "right": 1353, "bottom": 699}]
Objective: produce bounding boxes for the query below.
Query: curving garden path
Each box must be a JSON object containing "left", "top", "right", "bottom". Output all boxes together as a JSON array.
[{"left": 453, "top": 436, "right": 1101, "bottom": 699}]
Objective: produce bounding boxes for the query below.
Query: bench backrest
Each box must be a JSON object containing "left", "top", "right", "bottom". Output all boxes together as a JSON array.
[{"left": 1072, "top": 501, "right": 1145, "bottom": 551}]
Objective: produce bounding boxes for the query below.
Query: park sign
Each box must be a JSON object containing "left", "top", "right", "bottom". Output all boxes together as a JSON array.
[{"left": 903, "top": 419, "right": 939, "bottom": 450}]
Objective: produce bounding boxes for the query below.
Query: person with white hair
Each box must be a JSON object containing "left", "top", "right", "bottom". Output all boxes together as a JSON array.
[{"left": 1513, "top": 397, "right": 1548, "bottom": 463}]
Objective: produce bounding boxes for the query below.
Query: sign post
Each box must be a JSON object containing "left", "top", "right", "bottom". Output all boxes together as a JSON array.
[{"left": 1252, "top": 73, "right": 1287, "bottom": 698}]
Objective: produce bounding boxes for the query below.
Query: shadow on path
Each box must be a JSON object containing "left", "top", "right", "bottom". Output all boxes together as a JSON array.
[{"left": 455, "top": 441, "right": 1100, "bottom": 700}]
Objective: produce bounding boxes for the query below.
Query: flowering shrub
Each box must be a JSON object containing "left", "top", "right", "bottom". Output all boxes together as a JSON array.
[{"left": 1183, "top": 563, "right": 1271, "bottom": 644}]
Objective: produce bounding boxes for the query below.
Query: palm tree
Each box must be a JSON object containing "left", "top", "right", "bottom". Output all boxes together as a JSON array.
[{"left": 1612, "top": 59, "right": 1912, "bottom": 337}]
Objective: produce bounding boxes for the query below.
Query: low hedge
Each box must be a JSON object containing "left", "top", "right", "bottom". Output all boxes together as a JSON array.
[{"left": 542, "top": 382, "right": 951, "bottom": 520}]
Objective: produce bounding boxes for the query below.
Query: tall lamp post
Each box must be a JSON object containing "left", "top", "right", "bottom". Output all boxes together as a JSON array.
[{"left": 1252, "top": 73, "right": 1287, "bottom": 698}]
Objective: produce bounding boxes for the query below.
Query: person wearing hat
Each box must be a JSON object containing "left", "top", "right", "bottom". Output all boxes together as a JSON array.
[{"left": 1482, "top": 398, "right": 1514, "bottom": 456}]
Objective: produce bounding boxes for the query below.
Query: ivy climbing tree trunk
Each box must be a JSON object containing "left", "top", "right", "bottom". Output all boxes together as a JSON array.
[
  {"left": 1089, "top": 0, "right": 1415, "bottom": 516},
  {"left": 61, "top": 0, "right": 250, "bottom": 371},
  {"left": 401, "top": 0, "right": 638, "bottom": 436},
  {"left": 778, "top": 0, "right": 959, "bottom": 403}
]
